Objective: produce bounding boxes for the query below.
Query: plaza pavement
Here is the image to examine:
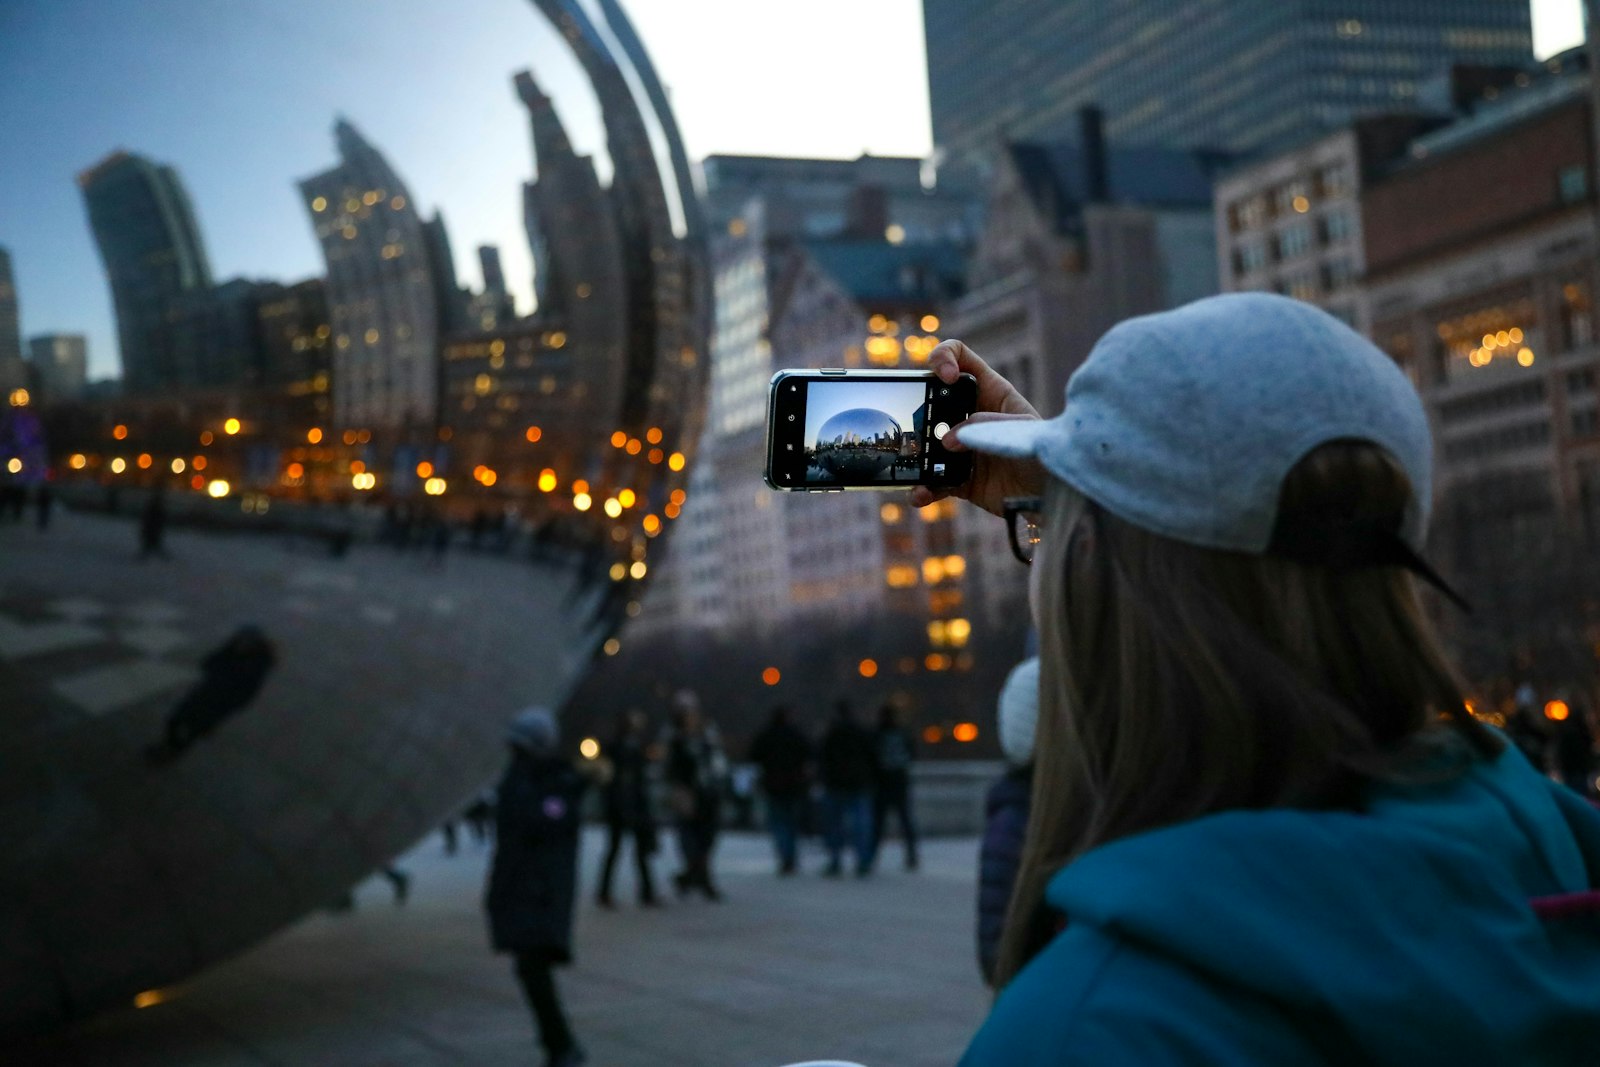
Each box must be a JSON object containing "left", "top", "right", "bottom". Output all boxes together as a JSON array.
[{"left": 20, "top": 828, "right": 991, "bottom": 1067}]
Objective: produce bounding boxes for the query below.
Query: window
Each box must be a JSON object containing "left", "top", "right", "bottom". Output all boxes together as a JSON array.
[
  {"left": 1560, "top": 280, "right": 1593, "bottom": 350},
  {"left": 1320, "top": 207, "right": 1355, "bottom": 244},
  {"left": 1237, "top": 240, "right": 1270, "bottom": 274},
  {"left": 1573, "top": 408, "right": 1598, "bottom": 438},
  {"left": 1275, "top": 222, "right": 1313, "bottom": 261},
  {"left": 1287, "top": 270, "right": 1319, "bottom": 302},
  {"left": 1316, "top": 163, "right": 1352, "bottom": 198},
  {"left": 1321, "top": 257, "right": 1356, "bottom": 291},
  {"left": 1558, "top": 165, "right": 1589, "bottom": 205}
]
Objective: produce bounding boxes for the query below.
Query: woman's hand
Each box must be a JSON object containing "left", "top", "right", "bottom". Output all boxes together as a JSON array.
[{"left": 910, "top": 340, "right": 1046, "bottom": 518}]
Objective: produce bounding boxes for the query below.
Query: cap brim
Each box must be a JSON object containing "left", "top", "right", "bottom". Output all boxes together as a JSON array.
[{"left": 952, "top": 417, "right": 1049, "bottom": 459}]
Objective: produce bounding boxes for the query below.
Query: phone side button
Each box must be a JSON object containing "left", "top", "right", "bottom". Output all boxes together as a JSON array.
[{"left": 820, "top": 367, "right": 845, "bottom": 375}]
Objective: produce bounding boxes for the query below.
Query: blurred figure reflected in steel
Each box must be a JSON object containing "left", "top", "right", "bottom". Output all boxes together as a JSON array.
[
  {"left": 146, "top": 625, "right": 276, "bottom": 763},
  {"left": 485, "top": 707, "right": 588, "bottom": 1067},
  {"left": 819, "top": 700, "right": 876, "bottom": 878},
  {"left": 665, "top": 690, "right": 728, "bottom": 900},
  {"left": 871, "top": 701, "right": 920, "bottom": 872},
  {"left": 596, "top": 708, "right": 660, "bottom": 908},
  {"left": 749, "top": 705, "right": 813, "bottom": 875},
  {"left": 138, "top": 485, "right": 168, "bottom": 559},
  {"left": 34, "top": 482, "right": 53, "bottom": 530}
]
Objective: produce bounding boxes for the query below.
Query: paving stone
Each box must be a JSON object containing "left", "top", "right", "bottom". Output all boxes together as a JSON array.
[{"left": 53, "top": 659, "right": 199, "bottom": 717}]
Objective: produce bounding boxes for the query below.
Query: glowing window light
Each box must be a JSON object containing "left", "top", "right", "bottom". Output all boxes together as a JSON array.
[
  {"left": 762, "top": 667, "right": 781, "bottom": 686},
  {"left": 664, "top": 502, "right": 681, "bottom": 519},
  {"left": 189, "top": 474, "right": 205, "bottom": 490},
  {"left": 859, "top": 658, "right": 879, "bottom": 678},
  {"left": 200, "top": 431, "right": 214, "bottom": 446},
  {"left": 609, "top": 562, "right": 627, "bottom": 581},
  {"left": 223, "top": 418, "right": 241, "bottom": 435},
  {"left": 1517, "top": 347, "right": 1535, "bottom": 367},
  {"left": 669, "top": 489, "right": 687, "bottom": 506},
  {"left": 308, "top": 427, "right": 323, "bottom": 444},
  {"left": 113, "top": 424, "right": 128, "bottom": 440},
  {"left": 207, "top": 479, "right": 231, "bottom": 498},
  {"left": 416, "top": 461, "right": 434, "bottom": 478},
  {"left": 625, "top": 438, "right": 643, "bottom": 455},
  {"left": 69, "top": 454, "right": 87, "bottom": 470},
  {"left": 603, "top": 638, "right": 621, "bottom": 655},
  {"left": 618, "top": 488, "right": 637, "bottom": 508},
  {"left": 923, "top": 557, "right": 947, "bottom": 584},
  {"left": 573, "top": 479, "right": 590, "bottom": 494},
  {"left": 629, "top": 560, "right": 647, "bottom": 579},
  {"left": 4, "top": 458, "right": 20, "bottom": 474},
  {"left": 525, "top": 426, "right": 542, "bottom": 443},
  {"left": 921, "top": 314, "right": 940, "bottom": 332},
  {"left": 642, "top": 514, "right": 661, "bottom": 535},
  {"left": 424, "top": 477, "right": 448, "bottom": 496},
  {"left": 611, "top": 430, "right": 627, "bottom": 448},
  {"left": 110, "top": 458, "right": 126, "bottom": 474},
  {"left": 480, "top": 470, "right": 497, "bottom": 487},
  {"left": 286, "top": 462, "right": 304, "bottom": 479},
  {"left": 193, "top": 456, "right": 207, "bottom": 471},
  {"left": 881, "top": 503, "right": 902, "bottom": 523},
  {"left": 538, "top": 469, "right": 558, "bottom": 492},
  {"left": 648, "top": 448, "right": 664, "bottom": 464},
  {"left": 646, "top": 427, "right": 663, "bottom": 445},
  {"left": 952, "top": 722, "right": 979, "bottom": 743},
  {"left": 580, "top": 738, "right": 601, "bottom": 759},
  {"left": 1546, "top": 700, "right": 1571, "bottom": 721},
  {"left": 943, "top": 554, "right": 967, "bottom": 577},
  {"left": 667, "top": 452, "right": 686, "bottom": 471},
  {"left": 604, "top": 497, "right": 623, "bottom": 518},
  {"left": 137, "top": 453, "right": 152, "bottom": 469},
  {"left": 573, "top": 492, "right": 593, "bottom": 511}
]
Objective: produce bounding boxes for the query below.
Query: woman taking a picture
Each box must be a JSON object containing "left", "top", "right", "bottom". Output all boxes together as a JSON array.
[{"left": 913, "top": 293, "right": 1600, "bottom": 1064}]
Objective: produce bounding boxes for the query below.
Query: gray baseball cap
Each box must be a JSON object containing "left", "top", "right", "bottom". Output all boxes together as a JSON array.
[{"left": 959, "top": 293, "right": 1464, "bottom": 603}]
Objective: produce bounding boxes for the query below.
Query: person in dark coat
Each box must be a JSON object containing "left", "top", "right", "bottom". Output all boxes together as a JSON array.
[
  {"left": 146, "top": 625, "right": 276, "bottom": 763},
  {"left": 664, "top": 691, "right": 728, "bottom": 900},
  {"left": 870, "top": 702, "right": 920, "bottom": 872},
  {"left": 485, "top": 707, "right": 588, "bottom": 1067},
  {"left": 1553, "top": 696, "right": 1596, "bottom": 797},
  {"left": 139, "top": 486, "right": 168, "bottom": 560},
  {"left": 979, "top": 657, "right": 1039, "bottom": 986},
  {"left": 596, "top": 708, "right": 660, "bottom": 907},
  {"left": 819, "top": 700, "right": 877, "bottom": 877},
  {"left": 748, "top": 705, "right": 813, "bottom": 875}
]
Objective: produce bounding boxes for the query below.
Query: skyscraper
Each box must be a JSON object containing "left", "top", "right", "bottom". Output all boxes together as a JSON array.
[
  {"left": 922, "top": 0, "right": 1535, "bottom": 173},
  {"left": 26, "top": 335, "right": 89, "bottom": 403},
  {"left": 78, "top": 152, "right": 214, "bottom": 391},
  {"left": 299, "top": 120, "right": 446, "bottom": 430},
  {"left": 0, "top": 247, "right": 25, "bottom": 393}
]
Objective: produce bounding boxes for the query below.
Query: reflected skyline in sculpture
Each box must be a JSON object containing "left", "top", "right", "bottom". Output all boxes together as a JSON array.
[{"left": 0, "top": 0, "right": 708, "bottom": 1036}]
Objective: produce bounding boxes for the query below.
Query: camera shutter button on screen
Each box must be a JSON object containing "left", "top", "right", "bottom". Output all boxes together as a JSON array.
[{"left": 933, "top": 421, "right": 950, "bottom": 441}]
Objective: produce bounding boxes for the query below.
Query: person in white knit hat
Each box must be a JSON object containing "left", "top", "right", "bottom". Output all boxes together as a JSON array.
[{"left": 976, "top": 657, "right": 1038, "bottom": 986}]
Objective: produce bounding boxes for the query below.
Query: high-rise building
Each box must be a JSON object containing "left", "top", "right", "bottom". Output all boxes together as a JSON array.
[
  {"left": 254, "top": 277, "right": 331, "bottom": 432},
  {"left": 922, "top": 0, "right": 1535, "bottom": 174},
  {"left": 468, "top": 244, "right": 516, "bottom": 329},
  {"left": 299, "top": 120, "right": 447, "bottom": 430},
  {"left": 79, "top": 152, "right": 214, "bottom": 391},
  {"left": 0, "top": 247, "right": 26, "bottom": 393},
  {"left": 26, "top": 334, "right": 89, "bottom": 403}
]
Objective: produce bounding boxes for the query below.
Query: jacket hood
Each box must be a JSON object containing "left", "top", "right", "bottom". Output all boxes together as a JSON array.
[{"left": 1047, "top": 737, "right": 1600, "bottom": 1062}]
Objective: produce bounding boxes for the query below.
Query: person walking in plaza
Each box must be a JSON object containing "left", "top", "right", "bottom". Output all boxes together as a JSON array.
[
  {"left": 916, "top": 294, "right": 1600, "bottom": 1064},
  {"left": 34, "top": 482, "right": 53, "bottom": 530},
  {"left": 869, "top": 702, "right": 920, "bottom": 872},
  {"left": 485, "top": 707, "right": 588, "bottom": 1067},
  {"left": 138, "top": 485, "right": 168, "bottom": 560},
  {"left": 749, "top": 705, "right": 813, "bottom": 875},
  {"left": 596, "top": 708, "right": 661, "bottom": 908},
  {"left": 664, "top": 691, "right": 727, "bottom": 900},
  {"left": 977, "top": 657, "right": 1038, "bottom": 987},
  {"left": 819, "top": 700, "right": 876, "bottom": 878}
]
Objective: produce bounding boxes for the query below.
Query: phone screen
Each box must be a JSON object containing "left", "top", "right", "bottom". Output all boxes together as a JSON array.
[{"left": 767, "top": 372, "right": 975, "bottom": 490}]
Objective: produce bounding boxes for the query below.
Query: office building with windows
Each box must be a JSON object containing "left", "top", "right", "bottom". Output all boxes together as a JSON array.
[
  {"left": 0, "top": 248, "right": 25, "bottom": 393},
  {"left": 27, "top": 334, "right": 89, "bottom": 404},
  {"left": 299, "top": 120, "right": 449, "bottom": 431},
  {"left": 79, "top": 152, "right": 215, "bottom": 392},
  {"left": 923, "top": 0, "right": 1535, "bottom": 174}
]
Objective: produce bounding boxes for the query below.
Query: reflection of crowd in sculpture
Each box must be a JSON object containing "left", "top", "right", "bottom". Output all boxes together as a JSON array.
[{"left": 809, "top": 407, "right": 919, "bottom": 481}]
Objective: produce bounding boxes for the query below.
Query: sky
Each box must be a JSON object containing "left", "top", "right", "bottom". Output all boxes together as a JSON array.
[{"left": 0, "top": 0, "right": 1586, "bottom": 381}]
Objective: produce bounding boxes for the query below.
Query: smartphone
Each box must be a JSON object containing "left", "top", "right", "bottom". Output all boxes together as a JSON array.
[{"left": 764, "top": 368, "right": 978, "bottom": 491}]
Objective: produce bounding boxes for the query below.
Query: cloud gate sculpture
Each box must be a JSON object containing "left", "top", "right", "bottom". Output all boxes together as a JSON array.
[{"left": 0, "top": 0, "right": 708, "bottom": 1035}]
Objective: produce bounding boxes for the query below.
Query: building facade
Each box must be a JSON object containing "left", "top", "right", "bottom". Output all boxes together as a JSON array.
[
  {"left": 923, "top": 0, "right": 1535, "bottom": 175},
  {"left": 944, "top": 124, "right": 1221, "bottom": 628},
  {"left": 299, "top": 120, "right": 448, "bottom": 431},
  {"left": 0, "top": 247, "right": 25, "bottom": 394},
  {"left": 78, "top": 152, "right": 215, "bottom": 392},
  {"left": 26, "top": 334, "right": 89, "bottom": 404}
]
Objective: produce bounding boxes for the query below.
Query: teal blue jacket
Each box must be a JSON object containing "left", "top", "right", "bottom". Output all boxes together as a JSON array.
[{"left": 961, "top": 740, "right": 1600, "bottom": 1065}]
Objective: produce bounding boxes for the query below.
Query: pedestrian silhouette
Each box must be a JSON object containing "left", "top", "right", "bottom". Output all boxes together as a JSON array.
[
  {"left": 139, "top": 487, "right": 169, "bottom": 560},
  {"left": 146, "top": 626, "right": 276, "bottom": 763}
]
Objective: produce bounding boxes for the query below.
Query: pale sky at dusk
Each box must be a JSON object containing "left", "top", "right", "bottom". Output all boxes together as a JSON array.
[{"left": 0, "top": 0, "right": 1585, "bottom": 380}]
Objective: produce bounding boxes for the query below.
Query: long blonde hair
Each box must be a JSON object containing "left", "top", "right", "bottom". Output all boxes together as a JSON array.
[{"left": 993, "top": 441, "right": 1496, "bottom": 986}]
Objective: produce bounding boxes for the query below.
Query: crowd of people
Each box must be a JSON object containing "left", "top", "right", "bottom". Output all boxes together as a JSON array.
[{"left": 481, "top": 293, "right": 1600, "bottom": 1065}]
